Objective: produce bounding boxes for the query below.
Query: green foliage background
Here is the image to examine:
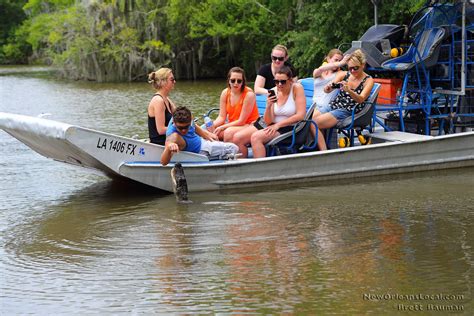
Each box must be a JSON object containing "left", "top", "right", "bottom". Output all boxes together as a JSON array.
[{"left": 0, "top": 0, "right": 423, "bottom": 82}]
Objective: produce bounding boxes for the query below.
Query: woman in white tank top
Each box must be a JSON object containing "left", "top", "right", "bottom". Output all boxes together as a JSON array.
[
  {"left": 310, "top": 49, "right": 350, "bottom": 150},
  {"left": 312, "top": 49, "right": 350, "bottom": 112},
  {"left": 249, "top": 66, "right": 307, "bottom": 158},
  {"left": 273, "top": 84, "right": 297, "bottom": 123}
]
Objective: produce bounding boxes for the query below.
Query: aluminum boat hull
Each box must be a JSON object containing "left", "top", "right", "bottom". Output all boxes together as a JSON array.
[{"left": 1, "top": 112, "right": 473, "bottom": 193}]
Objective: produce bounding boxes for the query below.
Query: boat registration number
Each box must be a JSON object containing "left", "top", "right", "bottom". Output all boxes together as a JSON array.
[{"left": 96, "top": 137, "right": 137, "bottom": 156}]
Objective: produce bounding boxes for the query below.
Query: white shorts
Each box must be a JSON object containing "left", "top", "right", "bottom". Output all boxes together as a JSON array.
[{"left": 199, "top": 139, "right": 239, "bottom": 159}]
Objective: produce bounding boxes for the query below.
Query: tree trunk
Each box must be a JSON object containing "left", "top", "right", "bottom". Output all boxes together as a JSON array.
[{"left": 192, "top": 48, "right": 197, "bottom": 80}]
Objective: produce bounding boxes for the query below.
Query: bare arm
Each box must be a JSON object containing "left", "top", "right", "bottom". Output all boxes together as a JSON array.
[
  {"left": 160, "top": 132, "right": 187, "bottom": 166},
  {"left": 323, "top": 71, "right": 346, "bottom": 94},
  {"left": 313, "top": 54, "right": 350, "bottom": 78},
  {"left": 160, "top": 141, "right": 178, "bottom": 166},
  {"left": 196, "top": 123, "right": 219, "bottom": 141},
  {"left": 254, "top": 75, "right": 269, "bottom": 95},
  {"left": 212, "top": 89, "right": 228, "bottom": 128},
  {"left": 263, "top": 92, "right": 276, "bottom": 125},
  {"left": 342, "top": 77, "right": 375, "bottom": 104}
]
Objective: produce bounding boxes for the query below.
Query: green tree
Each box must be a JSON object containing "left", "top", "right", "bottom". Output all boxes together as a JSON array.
[
  {"left": 0, "top": 0, "right": 29, "bottom": 63},
  {"left": 0, "top": 0, "right": 428, "bottom": 81},
  {"left": 185, "top": 0, "right": 296, "bottom": 78},
  {"left": 18, "top": 0, "right": 172, "bottom": 81}
]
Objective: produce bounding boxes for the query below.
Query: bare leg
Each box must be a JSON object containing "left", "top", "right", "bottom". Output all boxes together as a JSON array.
[
  {"left": 251, "top": 129, "right": 280, "bottom": 158},
  {"left": 310, "top": 110, "right": 322, "bottom": 138},
  {"left": 316, "top": 129, "right": 327, "bottom": 151},
  {"left": 223, "top": 125, "right": 247, "bottom": 142},
  {"left": 232, "top": 125, "right": 257, "bottom": 158},
  {"left": 314, "top": 113, "right": 338, "bottom": 151}
]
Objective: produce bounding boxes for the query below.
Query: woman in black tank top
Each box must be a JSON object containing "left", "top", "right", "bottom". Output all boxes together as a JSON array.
[{"left": 147, "top": 68, "right": 176, "bottom": 145}]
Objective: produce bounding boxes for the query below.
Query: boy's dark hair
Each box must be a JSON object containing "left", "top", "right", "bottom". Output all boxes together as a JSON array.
[{"left": 173, "top": 106, "right": 192, "bottom": 123}]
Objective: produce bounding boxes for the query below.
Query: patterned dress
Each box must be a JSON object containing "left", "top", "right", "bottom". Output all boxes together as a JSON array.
[{"left": 330, "top": 72, "right": 371, "bottom": 114}]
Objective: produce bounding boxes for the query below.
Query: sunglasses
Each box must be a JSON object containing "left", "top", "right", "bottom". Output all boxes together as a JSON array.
[
  {"left": 271, "top": 56, "right": 285, "bottom": 62},
  {"left": 348, "top": 66, "right": 360, "bottom": 72},
  {"left": 175, "top": 123, "right": 191, "bottom": 131},
  {"left": 229, "top": 78, "right": 243, "bottom": 84},
  {"left": 169, "top": 77, "right": 176, "bottom": 82},
  {"left": 273, "top": 79, "right": 288, "bottom": 85}
]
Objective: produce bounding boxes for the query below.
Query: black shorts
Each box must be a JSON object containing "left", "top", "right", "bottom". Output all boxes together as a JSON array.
[
  {"left": 277, "top": 125, "right": 294, "bottom": 134},
  {"left": 253, "top": 118, "right": 294, "bottom": 134},
  {"left": 253, "top": 117, "right": 267, "bottom": 130}
]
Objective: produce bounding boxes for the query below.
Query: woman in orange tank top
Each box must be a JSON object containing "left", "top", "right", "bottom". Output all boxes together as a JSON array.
[{"left": 212, "top": 67, "right": 259, "bottom": 141}]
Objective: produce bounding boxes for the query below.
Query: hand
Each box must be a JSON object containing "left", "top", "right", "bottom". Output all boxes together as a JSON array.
[
  {"left": 214, "top": 125, "right": 225, "bottom": 136},
  {"left": 203, "top": 131, "right": 219, "bottom": 141},
  {"left": 341, "top": 54, "right": 351, "bottom": 64},
  {"left": 166, "top": 142, "right": 179, "bottom": 153},
  {"left": 263, "top": 124, "right": 279, "bottom": 137},
  {"left": 326, "top": 83, "right": 339, "bottom": 92},
  {"left": 341, "top": 81, "right": 350, "bottom": 93},
  {"left": 267, "top": 93, "right": 277, "bottom": 105}
]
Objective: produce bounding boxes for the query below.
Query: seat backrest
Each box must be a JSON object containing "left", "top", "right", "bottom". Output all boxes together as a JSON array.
[
  {"left": 381, "top": 27, "right": 445, "bottom": 71},
  {"left": 336, "top": 83, "right": 381, "bottom": 129},
  {"left": 292, "top": 106, "right": 317, "bottom": 149},
  {"left": 414, "top": 27, "right": 445, "bottom": 65},
  {"left": 265, "top": 102, "right": 317, "bottom": 155},
  {"left": 255, "top": 94, "right": 267, "bottom": 115},
  {"left": 299, "top": 77, "right": 315, "bottom": 107}
]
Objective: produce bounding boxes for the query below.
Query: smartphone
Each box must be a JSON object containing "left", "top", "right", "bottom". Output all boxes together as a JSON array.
[
  {"left": 331, "top": 82, "right": 342, "bottom": 89},
  {"left": 268, "top": 89, "right": 276, "bottom": 97}
]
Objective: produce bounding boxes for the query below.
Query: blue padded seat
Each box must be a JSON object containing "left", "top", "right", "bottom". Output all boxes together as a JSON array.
[
  {"left": 265, "top": 102, "right": 318, "bottom": 156},
  {"left": 381, "top": 27, "right": 446, "bottom": 71},
  {"left": 336, "top": 83, "right": 381, "bottom": 129}
]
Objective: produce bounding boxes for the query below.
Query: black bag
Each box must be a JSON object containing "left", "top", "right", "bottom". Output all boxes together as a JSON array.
[{"left": 253, "top": 116, "right": 267, "bottom": 130}]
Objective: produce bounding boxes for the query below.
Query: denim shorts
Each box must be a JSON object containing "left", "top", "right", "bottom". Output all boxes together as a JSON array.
[
  {"left": 317, "top": 103, "right": 332, "bottom": 113},
  {"left": 320, "top": 106, "right": 351, "bottom": 121}
]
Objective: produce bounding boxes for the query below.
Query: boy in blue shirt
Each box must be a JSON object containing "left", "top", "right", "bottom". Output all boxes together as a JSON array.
[{"left": 160, "top": 106, "right": 239, "bottom": 165}]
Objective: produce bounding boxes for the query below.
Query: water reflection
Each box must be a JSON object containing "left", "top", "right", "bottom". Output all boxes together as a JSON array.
[
  {"left": 2, "top": 172, "right": 473, "bottom": 313},
  {"left": 4, "top": 180, "right": 165, "bottom": 259},
  {"left": 220, "top": 208, "right": 316, "bottom": 313}
]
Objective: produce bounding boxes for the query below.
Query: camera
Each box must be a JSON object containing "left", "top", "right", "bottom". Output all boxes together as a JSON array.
[{"left": 331, "top": 82, "right": 342, "bottom": 89}]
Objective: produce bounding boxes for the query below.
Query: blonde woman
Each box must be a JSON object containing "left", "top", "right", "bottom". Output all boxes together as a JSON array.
[
  {"left": 312, "top": 49, "right": 374, "bottom": 150},
  {"left": 147, "top": 68, "right": 177, "bottom": 145},
  {"left": 254, "top": 44, "right": 297, "bottom": 95}
]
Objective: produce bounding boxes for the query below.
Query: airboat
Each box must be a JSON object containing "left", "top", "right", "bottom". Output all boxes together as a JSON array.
[{"left": 1, "top": 1, "right": 473, "bottom": 193}]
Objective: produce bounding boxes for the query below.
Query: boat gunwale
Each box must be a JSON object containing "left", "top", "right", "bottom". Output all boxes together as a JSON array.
[{"left": 121, "top": 131, "right": 474, "bottom": 169}]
